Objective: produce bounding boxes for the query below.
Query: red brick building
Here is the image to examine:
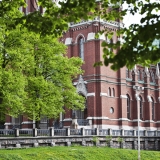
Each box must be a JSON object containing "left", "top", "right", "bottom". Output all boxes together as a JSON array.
[
  {"left": 62, "top": 18, "right": 160, "bottom": 131},
  {"left": 3, "top": 1, "right": 160, "bottom": 131}
]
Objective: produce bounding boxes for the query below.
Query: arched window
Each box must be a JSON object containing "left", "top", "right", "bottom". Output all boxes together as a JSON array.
[
  {"left": 72, "top": 110, "right": 84, "bottom": 119},
  {"left": 137, "top": 70, "right": 140, "bottom": 81},
  {"left": 12, "top": 115, "right": 22, "bottom": 129},
  {"left": 139, "top": 96, "right": 143, "bottom": 120},
  {"left": 142, "top": 70, "right": 145, "bottom": 81},
  {"left": 78, "top": 37, "right": 84, "bottom": 60},
  {"left": 112, "top": 88, "right": 115, "bottom": 97},
  {"left": 150, "top": 71, "right": 155, "bottom": 83},
  {"left": 151, "top": 97, "right": 155, "bottom": 120},
  {"left": 108, "top": 87, "right": 111, "bottom": 96},
  {"left": 126, "top": 94, "right": 130, "bottom": 119}
]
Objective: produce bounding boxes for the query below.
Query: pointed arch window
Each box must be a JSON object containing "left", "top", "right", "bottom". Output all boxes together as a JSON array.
[
  {"left": 78, "top": 37, "right": 84, "bottom": 60},
  {"left": 150, "top": 71, "right": 155, "bottom": 83},
  {"left": 139, "top": 96, "right": 143, "bottom": 120},
  {"left": 112, "top": 88, "right": 115, "bottom": 97},
  {"left": 137, "top": 70, "right": 140, "bottom": 81},
  {"left": 108, "top": 87, "right": 111, "bottom": 96},
  {"left": 151, "top": 97, "right": 155, "bottom": 120},
  {"left": 72, "top": 110, "right": 84, "bottom": 119},
  {"left": 12, "top": 115, "right": 22, "bottom": 129},
  {"left": 142, "top": 70, "right": 145, "bottom": 81},
  {"left": 126, "top": 94, "right": 130, "bottom": 119}
]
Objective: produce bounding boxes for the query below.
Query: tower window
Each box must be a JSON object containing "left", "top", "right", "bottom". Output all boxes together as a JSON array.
[
  {"left": 112, "top": 88, "right": 115, "bottom": 97},
  {"left": 150, "top": 71, "right": 155, "bottom": 83},
  {"left": 139, "top": 96, "right": 143, "bottom": 120},
  {"left": 78, "top": 37, "right": 84, "bottom": 60},
  {"left": 137, "top": 70, "right": 140, "bottom": 81},
  {"left": 142, "top": 70, "right": 145, "bottom": 81},
  {"left": 151, "top": 97, "right": 155, "bottom": 120},
  {"left": 108, "top": 87, "right": 111, "bottom": 96},
  {"left": 127, "top": 94, "right": 130, "bottom": 119}
]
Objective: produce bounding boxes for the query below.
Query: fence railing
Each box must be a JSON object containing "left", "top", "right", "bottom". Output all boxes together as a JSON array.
[{"left": 0, "top": 128, "right": 159, "bottom": 138}]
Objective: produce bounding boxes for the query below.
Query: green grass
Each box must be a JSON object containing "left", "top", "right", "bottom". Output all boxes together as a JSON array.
[{"left": 0, "top": 146, "right": 160, "bottom": 160}]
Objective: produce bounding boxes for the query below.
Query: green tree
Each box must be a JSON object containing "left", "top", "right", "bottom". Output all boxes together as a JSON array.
[
  {"left": 0, "top": 9, "right": 84, "bottom": 128},
  {"left": 1, "top": 0, "right": 158, "bottom": 70},
  {"left": 100, "top": 0, "right": 160, "bottom": 70}
]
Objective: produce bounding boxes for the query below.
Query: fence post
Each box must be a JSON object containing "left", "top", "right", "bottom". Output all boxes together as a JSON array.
[
  {"left": 15, "top": 128, "right": 19, "bottom": 137},
  {"left": 133, "top": 129, "right": 136, "bottom": 136},
  {"left": 95, "top": 128, "right": 99, "bottom": 136},
  {"left": 33, "top": 128, "right": 37, "bottom": 137},
  {"left": 144, "top": 130, "right": 147, "bottom": 136},
  {"left": 49, "top": 127, "right": 54, "bottom": 137},
  {"left": 109, "top": 129, "right": 112, "bottom": 136},
  {"left": 66, "top": 128, "right": 70, "bottom": 136},
  {"left": 155, "top": 130, "right": 158, "bottom": 136},
  {"left": 81, "top": 128, "right": 85, "bottom": 136},
  {"left": 121, "top": 129, "right": 124, "bottom": 136}
]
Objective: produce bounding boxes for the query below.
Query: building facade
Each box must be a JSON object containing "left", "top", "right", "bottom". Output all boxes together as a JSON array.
[
  {"left": 62, "top": 18, "right": 160, "bottom": 131},
  {"left": 3, "top": 1, "right": 160, "bottom": 131}
]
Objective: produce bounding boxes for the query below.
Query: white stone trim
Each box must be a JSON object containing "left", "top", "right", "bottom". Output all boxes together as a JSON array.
[
  {"left": 63, "top": 118, "right": 72, "bottom": 122},
  {"left": 132, "top": 119, "right": 143, "bottom": 122},
  {"left": 91, "top": 124, "right": 156, "bottom": 130},
  {"left": 21, "top": 121, "right": 34, "bottom": 124},
  {"left": 120, "top": 95, "right": 127, "bottom": 99},
  {"left": 119, "top": 118, "right": 129, "bottom": 121},
  {"left": 135, "top": 94, "right": 140, "bottom": 101},
  {"left": 100, "top": 93, "right": 108, "bottom": 97},
  {"left": 87, "top": 32, "right": 95, "bottom": 41},
  {"left": 4, "top": 123, "right": 12, "bottom": 125},
  {"left": 65, "top": 38, "right": 72, "bottom": 45},
  {"left": 87, "top": 117, "right": 109, "bottom": 120},
  {"left": 73, "top": 81, "right": 87, "bottom": 86},
  {"left": 76, "top": 75, "right": 87, "bottom": 97},
  {"left": 87, "top": 93, "right": 95, "bottom": 97},
  {"left": 75, "top": 33, "right": 85, "bottom": 43},
  {"left": 69, "top": 19, "right": 124, "bottom": 28},
  {"left": 147, "top": 95, "right": 152, "bottom": 102},
  {"left": 98, "top": 33, "right": 105, "bottom": 40},
  {"left": 73, "top": 82, "right": 77, "bottom": 86},
  {"left": 144, "top": 120, "right": 154, "bottom": 122},
  {"left": 158, "top": 97, "right": 160, "bottom": 102}
]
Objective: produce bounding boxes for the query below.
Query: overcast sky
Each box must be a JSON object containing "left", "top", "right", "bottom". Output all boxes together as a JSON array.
[{"left": 123, "top": 0, "right": 160, "bottom": 27}]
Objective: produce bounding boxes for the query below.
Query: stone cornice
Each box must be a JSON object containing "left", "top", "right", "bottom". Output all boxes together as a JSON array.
[{"left": 69, "top": 18, "right": 124, "bottom": 31}]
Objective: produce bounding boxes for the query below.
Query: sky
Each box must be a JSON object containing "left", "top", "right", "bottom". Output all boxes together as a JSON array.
[{"left": 123, "top": 0, "right": 160, "bottom": 28}]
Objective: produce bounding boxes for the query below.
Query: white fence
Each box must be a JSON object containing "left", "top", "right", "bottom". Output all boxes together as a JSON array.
[{"left": 0, "top": 128, "right": 160, "bottom": 137}]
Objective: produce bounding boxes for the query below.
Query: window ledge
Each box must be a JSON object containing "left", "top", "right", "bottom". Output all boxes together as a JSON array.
[
  {"left": 138, "top": 80, "right": 144, "bottom": 84},
  {"left": 126, "top": 78, "right": 132, "bottom": 81},
  {"left": 150, "top": 82, "right": 156, "bottom": 86}
]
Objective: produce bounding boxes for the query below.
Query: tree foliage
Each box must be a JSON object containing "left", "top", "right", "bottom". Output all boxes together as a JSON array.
[
  {"left": 101, "top": 0, "right": 160, "bottom": 70},
  {"left": 0, "top": 0, "right": 159, "bottom": 121},
  {"left": 0, "top": 8, "right": 84, "bottom": 123},
  {"left": 0, "top": 0, "right": 157, "bottom": 71}
]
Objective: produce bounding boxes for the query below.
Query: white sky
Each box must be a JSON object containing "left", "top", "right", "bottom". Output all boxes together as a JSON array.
[{"left": 123, "top": 0, "right": 160, "bottom": 28}]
